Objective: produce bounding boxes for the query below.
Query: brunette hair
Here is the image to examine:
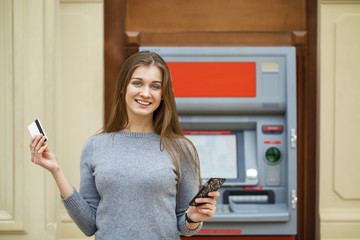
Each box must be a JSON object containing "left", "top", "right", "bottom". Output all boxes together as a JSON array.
[{"left": 100, "top": 51, "right": 201, "bottom": 190}]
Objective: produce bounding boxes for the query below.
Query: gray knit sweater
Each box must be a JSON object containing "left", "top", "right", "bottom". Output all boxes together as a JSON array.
[{"left": 62, "top": 131, "right": 202, "bottom": 240}]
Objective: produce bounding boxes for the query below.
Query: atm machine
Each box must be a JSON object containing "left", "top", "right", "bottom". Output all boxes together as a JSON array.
[{"left": 140, "top": 46, "right": 297, "bottom": 239}]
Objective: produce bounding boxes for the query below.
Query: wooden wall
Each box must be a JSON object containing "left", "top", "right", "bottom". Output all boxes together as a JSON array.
[{"left": 104, "top": 1, "right": 318, "bottom": 239}]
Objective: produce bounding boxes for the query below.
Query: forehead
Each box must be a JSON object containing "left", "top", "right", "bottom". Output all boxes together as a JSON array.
[{"left": 131, "top": 65, "right": 162, "bottom": 81}]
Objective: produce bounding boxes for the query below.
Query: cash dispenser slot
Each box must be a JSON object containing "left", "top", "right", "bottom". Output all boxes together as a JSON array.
[
  {"left": 207, "top": 190, "right": 289, "bottom": 222},
  {"left": 223, "top": 190, "right": 275, "bottom": 204}
]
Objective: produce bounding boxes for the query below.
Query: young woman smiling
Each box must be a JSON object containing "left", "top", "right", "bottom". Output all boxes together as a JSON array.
[{"left": 30, "top": 51, "right": 219, "bottom": 240}]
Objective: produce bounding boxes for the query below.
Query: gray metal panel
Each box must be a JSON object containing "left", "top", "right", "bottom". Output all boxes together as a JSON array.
[{"left": 175, "top": 98, "right": 285, "bottom": 115}]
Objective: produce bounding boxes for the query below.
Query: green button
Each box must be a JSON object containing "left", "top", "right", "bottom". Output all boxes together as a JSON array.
[{"left": 265, "top": 147, "right": 281, "bottom": 163}]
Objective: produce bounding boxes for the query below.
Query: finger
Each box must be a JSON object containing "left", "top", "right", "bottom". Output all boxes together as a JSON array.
[
  {"left": 30, "top": 135, "right": 42, "bottom": 155},
  {"left": 199, "top": 203, "right": 217, "bottom": 211},
  {"left": 35, "top": 135, "right": 46, "bottom": 152},
  {"left": 198, "top": 208, "right": 216, "bottom": 217},
  {"left": 192, "top": 204, "right": 216, "bottom": 217},
  {"left": 197, "top": 202, "right": 217, "bottom": 210},
  {"left": 31, "top": 135, "right": 42, "bottom": 151},
  {"left": 38, "top": 145, "right": 48, "bottom": 154},
  {"left": 30, "top": 135, "right": 39, "bottom": 150},
  {"left": 208, "top": 191, "right": 220, "bottom": 199},
  {"left": 198, "top": 205, "right": 216, "bottom": 212},
  {"left": 29, "top": 135, "right": 36, "bottom": 148},
  {"left": 195, "top": 197, "right": 217, "bottom": 206}
]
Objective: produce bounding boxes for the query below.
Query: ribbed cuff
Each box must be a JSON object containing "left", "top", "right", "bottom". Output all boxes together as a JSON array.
[
  {"left": 61, "top": 187, "right": 81, "bottom": 208},
  {"left": 178, "top": 213, "right": 203, "bottom": 237}
]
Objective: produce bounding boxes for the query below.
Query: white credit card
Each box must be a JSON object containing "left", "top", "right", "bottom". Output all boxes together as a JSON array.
[{"left": 27, "top": 119, "right": 48, "bottom": 142}]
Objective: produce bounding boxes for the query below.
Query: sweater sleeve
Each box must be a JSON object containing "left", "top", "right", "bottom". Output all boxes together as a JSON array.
[
  {"left": 176, "top": 139, "right": 203, "bottom": 236},
  {"left": 61, "top": 138, "right": 100, "bottom": 236}
]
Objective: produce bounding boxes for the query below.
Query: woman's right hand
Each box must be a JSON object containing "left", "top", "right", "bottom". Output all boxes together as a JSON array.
[{"left": 30, "top": 134, "right": 59, "bottom": 174}]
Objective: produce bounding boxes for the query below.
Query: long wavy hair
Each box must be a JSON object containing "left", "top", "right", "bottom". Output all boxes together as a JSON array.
[{"left": 100, "top": 51, "right": 201, "bottom": 191}]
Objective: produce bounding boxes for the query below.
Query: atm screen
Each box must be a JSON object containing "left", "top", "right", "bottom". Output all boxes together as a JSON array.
[{"left": 185, "top": 134, "right": 238, "bottom": 179}]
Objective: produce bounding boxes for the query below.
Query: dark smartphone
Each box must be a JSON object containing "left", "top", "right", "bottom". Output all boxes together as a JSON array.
[{"left": 189, "top": 177, "right": 226, "bottom": 207}]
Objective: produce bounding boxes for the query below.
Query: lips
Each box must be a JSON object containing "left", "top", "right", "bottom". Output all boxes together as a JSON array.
[{"left": 135, "top": 99, "right": 151, "bottom": 106}]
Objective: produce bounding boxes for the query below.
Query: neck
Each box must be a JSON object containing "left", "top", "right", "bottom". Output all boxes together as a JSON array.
[{"left": 123, "top": 116, "right": 155, "bottom": 133}]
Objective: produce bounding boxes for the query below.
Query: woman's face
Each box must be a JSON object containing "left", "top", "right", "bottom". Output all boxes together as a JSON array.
[{"left": 125, "top": 65, "right": 163, "bottom": 123}]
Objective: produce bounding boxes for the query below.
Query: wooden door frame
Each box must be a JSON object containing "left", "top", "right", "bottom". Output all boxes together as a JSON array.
[{"left": 104, "top": 0, "right": 319, "bottom": 239}]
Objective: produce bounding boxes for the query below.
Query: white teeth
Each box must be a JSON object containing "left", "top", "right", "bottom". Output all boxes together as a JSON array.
[{"left": 136, "top": 100, "right": 150, "bottom": 105}]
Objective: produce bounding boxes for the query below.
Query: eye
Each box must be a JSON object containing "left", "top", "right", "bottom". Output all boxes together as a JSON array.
[
  {"left": 132, "top": 81, "right": 142, "bottom": 87},
  {"left": 151, "top": 84, "right": 161, "bottom": 90}
]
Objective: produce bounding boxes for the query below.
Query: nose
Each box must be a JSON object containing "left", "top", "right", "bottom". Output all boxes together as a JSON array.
[{"left": 140, "top": 86, "right": 150, "bottom": 98}]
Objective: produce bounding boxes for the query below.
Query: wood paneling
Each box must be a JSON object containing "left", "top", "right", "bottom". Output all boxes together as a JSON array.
[
  {"left": 59, "top": 2, "right": 104, "bottom": 238},
  {"left": 319, "top": 4, "right": 360, "bottom": 239},
  {"left": 333, "top": 14, "right": 360, "bottom": 199},
  {"left": 126, "top": 0, "right": 306, "bottom": 32},
  {"left": 0, "top": 0, "right": 16, "bottom": 231},
  {"left": 295, "top": 1, "right": 318, "bottom": 239},
  {"left": 104, "top": 0, "right": 126, "bottom": 123},
  {"left": 125, "top": 0, "right": 307, "bottom": 47},
  {"left": 125, "top": 31, "right": 294, "bottom": 46},
  {"left": 0, "top": 0, "right": 24, "bottom": 233}
]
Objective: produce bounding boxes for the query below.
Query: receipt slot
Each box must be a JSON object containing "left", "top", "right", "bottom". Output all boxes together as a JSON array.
[{"left": 140, "top": 47, "right": 297, "bottom": 237}]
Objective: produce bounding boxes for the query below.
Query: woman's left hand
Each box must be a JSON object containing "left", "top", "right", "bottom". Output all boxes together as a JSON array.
[{"left": 186, "top": 191, "right": 220, "bottom": 223}]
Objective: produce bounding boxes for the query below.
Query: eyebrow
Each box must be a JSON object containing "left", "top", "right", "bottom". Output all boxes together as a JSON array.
[{"left": 130, "top": 77, "right": 162, "bottom": 84}]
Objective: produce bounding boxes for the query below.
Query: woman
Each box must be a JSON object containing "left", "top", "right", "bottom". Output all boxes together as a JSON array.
[{"left": 30, "top": 51, "right": 219, "bottom": 239}]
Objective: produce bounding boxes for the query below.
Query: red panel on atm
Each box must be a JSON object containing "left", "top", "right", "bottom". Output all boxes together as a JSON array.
[{"left": 167, "top": 62, "right": 256, "bottom": 97}]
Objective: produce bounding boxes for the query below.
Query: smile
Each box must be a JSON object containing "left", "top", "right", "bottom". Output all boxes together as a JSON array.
[{"left": 136, "top": 99, "right": 151, "bottom": 105}]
